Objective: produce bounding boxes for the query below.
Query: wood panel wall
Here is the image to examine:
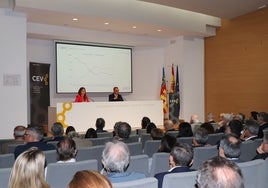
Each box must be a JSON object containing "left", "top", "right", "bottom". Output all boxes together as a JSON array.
[{"left": 205, "top": 8, "right": 268, "bottom": 121}]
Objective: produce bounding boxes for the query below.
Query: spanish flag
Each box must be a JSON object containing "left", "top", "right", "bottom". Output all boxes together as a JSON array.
[{"left": 160, "top": 67, "right": 168, "bottom": 114}]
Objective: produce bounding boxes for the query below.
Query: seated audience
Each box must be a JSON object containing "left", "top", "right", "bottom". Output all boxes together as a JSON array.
[
  {"left": 65, "top": 126, "right": 76, "bottom": 135},
  {"left": 14, "top": 126, "right": 55, "bottom": 159},
  {"left": 9, "top": 147, "right": 50, "bottom": 188},
  {"left": 85, "top": 128, "right": 97, "bottom": 138},
  {"left": 215, "top": 113, "right": 234, "bottom": 133},
  {"left": 95, "top": 118, "right": 107, "bottom": 133},
  {"left": 155, "top": 143, "right": 194, "bottom": 188},
  {"left": 195, "top": 156, "right": 244, "bottom": 188},
  {"left": 45, "top": 122, "right": 64, "bottom": 142},
  {"left": 101, "top": 141, "right": 146, "bottom": 183},
  {"left": 234, "top": 113, "right": 245, "bottom": 124},
  {"left": 158, "top": 135, "right": 177, "bottom": 153},
  {"left": 113, "top": 122, "right": 131, "bottom": 142},
  {"left": 151, "top": 128, "right": 164, "bottom": 140},
  {"left": 141, "top": 116, "right": 151, "bottom": 129},
  {"left": 253, "top": 129, "right": 268, "bottom": 160},
  {"left": 257, "top": 112, "right": 268, "bottom": 138},
  {"left": 200, "top": 122, "right": 215, "bottom": 134},
  {"left": 69, "top": 170, "right": 112, "bottom": 188},
  {"left": 240, "top": 120, "right": 259, "bottom": 141},
  {"left": 57, "top": 136, "right": 77, "bottom": 163},
  {"left": 177, "top": 122, "right": 193, "bottom": 137},
  {"left": 164, "top": 119, "right": 175, "bottom": 132},
  {"left": 250, "top": 111, "right": 258, "bottom": 121},
  {"left": 1, "top": 125, "right": 26, "bottom": 154},
  {"left": 218, "top": 134, "right": 242, "bottom": 162},
  {"left": 146, "top": 122, "right": 157, "bottom": 133},
  {"left": 226, "top": 120, "right": 243, "bottom": 138},
  {"left": 206, "top": 112, "right": 215, "bottom": 123},
  {"left": 190, "top": 114, "right": 202, "bottom": 133},
  {"left": 192, "top": 128, "right": 210, "bottom": 147}
]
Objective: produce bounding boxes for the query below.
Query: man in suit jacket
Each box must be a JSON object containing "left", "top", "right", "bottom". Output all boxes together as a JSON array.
[
  {"left": 240, "top": 120, "right": 259, "bottom": 141},
  {"left": 109, "top": 86, "right": 124, "bottom": 101},
  {"left": 154, "top": 143, "right": 194, "bottom": 188},
  {"left": 257, "top": 112, "right": 268, "bottom": 138}
]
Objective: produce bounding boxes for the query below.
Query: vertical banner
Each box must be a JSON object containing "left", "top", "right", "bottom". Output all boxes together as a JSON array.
[
  {"left": 169, "top": 93, "right": 180, "bottom": 120},
  {"left": 30, "top": 62, "right": 50, "bottom": 126}
]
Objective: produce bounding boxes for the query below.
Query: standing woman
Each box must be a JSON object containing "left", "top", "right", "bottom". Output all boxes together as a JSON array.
[{"left": 75, "top": 87, "right": 90, "bottom": 102}]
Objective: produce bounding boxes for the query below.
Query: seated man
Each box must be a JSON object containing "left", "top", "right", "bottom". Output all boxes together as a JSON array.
[
  {"left": 57, "top": 136, "right": 77, "bottom": 163},
  {"left": 14, "top": 126, "right": 55, "bottom": 159},
  {"left": 196, "top": 156, "right": 244, "bottom": 188},
  {"left": 44, "top": 122, "right": 64, "bottom": 142},
  {"left": 240, "top": 120, "right": 259, "bottom": 141},
  {"left": 113, "top": 122, "right": 131, "bottom": 142},
  {"left": 101, "top": 141, "right": 146, "bottom": 183},
  {"left": 219, "top": 134, "right": 242, "bottom": 162},
  {"left": 192, "top": 127, "right": 210, "bottom": 147},
  {"left": 253, "top": 129, "right": 268, "bottom": 160},
  {"left": 109, "top": 87, "right": 123, "bottom": 101},
  {"left": 154, "top": 143, "right": 194, "bottom": 188}
]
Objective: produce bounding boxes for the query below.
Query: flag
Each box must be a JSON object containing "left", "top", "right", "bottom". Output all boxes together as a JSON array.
[
  {"left": 160, "top": 67, "right": 168, "bottom": 114},
  {"left": 175, "top": 65, "right": 179, "bottom": 93},
  {"left": 170, "top": 64, "right": 175, "bottom": 93}
]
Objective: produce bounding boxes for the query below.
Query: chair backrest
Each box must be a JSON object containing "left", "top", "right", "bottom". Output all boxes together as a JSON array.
[
  {"left": 144, "top": 140, "right": 161, "bottom": 158},
  {"left": 127, "top": 154, "right": 149, "bottom": 176},
  {"left": 177, "top": 137, "right": 193, "bottom": 146},
  {"left": 207, "top": 132, "right": 224, "bottom": 145},
  {"left": 7, "top": 143, "right": 24, "bottom": 153},
  {"left": 88, "top": 137, "right": 111, "bottom": 146},
  {"left": 46, "top": 159, "right": 98, "bottom": 188},
  {"left": 149, "top": 152, "right": 169, "bottom": 177},
  {"left": 112, "top": 177, "right": 158, "bottom": 188},
  {"left": 137, "top": 129, "right": 147, "bottom": 136},
  {"left": 141, "top": 134, "right": 152, "bottom": 149},
  {"left": 165, "top": 131, "right": 179, "bottom": 137},
  {"left": 97, "top": 132, "right": 113, "bottom": 138},
  {"left": 124, "top": 135, "right": 140, "bottom": 143},
  {"left": 76, "top": 145, "right": 105, "bottom": 170},
  {"left": 0, "top": 168, "right": 12, "bottom": 188},
  {"left": 237, "top": 159, "right": 266, "bottom": 188},
  {"left": 46, "top": 141, "right": 59, "bottom": 148},
  {"left": 73, "top": 138, "right": 92, "bottom": 148},
  {"left": 0, "top": 153, "right": 15, "bottom": 168},
  {"left": 191, "top": 145, "right": 218, "bottom": 170},
  {"left": 127, "top": 142, "right": 143, "bottom": 156},
  {"left": 265, "top": 158, "right": 268, "bottom": 186},
  {"left": 162, "top": 170, "right": 197, "bottom": 188},
  {"left": 43, "top": 149, "right": 58, "bottom": 164},
  {"left": 239, "top": 140, "right": 258, "bottom": 162}
]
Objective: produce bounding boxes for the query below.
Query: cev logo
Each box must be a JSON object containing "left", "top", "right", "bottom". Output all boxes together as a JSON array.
[{"left": 32, "top": 74, "right": 49, "bottom": 85}]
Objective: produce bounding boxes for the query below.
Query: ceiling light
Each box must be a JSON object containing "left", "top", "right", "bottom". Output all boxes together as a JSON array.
[
  {"left": 157, "top": 29, "right": 162, "bottom": 32},
  {"left": 104, "top": 22, "right": 109, "bottom": 25},
  {"left": 132, "top": 26, "right": 137, "bottom": 29},
  {"left": 72, "top": 18, "right": 78, "bottom": 21},
  {"left": 258, "top": 5, "right": 267, "bottom": 9}
]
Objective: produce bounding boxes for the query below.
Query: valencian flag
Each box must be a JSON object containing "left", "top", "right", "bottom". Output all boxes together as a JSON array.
[
  {"left": 170, "top": 64, "right": 175, "bottom": 93},
  {"left": 160, "top": 67, "right": 168, "bottom": 114}
]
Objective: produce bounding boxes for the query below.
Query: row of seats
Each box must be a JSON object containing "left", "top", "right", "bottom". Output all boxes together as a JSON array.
[{"left": 1, "top": 157, "right": 268, "bottom": 188}]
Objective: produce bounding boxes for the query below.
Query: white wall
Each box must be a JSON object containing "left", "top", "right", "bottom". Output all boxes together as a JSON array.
[{"left": 0, "top": 10, "right": 27, "bottom": 139}]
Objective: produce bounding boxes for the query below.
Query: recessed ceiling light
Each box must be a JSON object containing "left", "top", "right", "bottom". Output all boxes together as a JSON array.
[
  {"left": 104, "top": 22, "right": 109, "bottom": 25},
  {"left": 72, "top": 18, "right": 78, "bottom": 21},
  {"left": 258, "top": 5, "right": 267, "bottom": 9},
  {"left": 132, "top": 26, "right": 137, "bottom": 29},
  {"left": 157, "top": 29, "right": 162, "bottom": 32}
]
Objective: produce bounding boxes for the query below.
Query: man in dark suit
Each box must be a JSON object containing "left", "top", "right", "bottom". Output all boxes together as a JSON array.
[
  {"left": 14, "top": 126, "right": 55, "bottom": 159},
  {"left": 109, "top": 86, "right": 123, "bottom": 101},
  {"left": 257, "top": 112, "right": 268, "bottom": 138},
  {"left": 240, "top": 120, "right": 259, "bottom": 141},
  {"left": 154, "top": 143, "right": 194, "bottom": 188}
]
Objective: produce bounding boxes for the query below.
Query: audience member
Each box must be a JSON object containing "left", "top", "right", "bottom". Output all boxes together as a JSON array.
[
  {"left": 257, "top": 112, "right": 268, "bottom": 138},
  {"left": 108, "top": 86, "right": 123, "bottom": 101},
  {"left": 155, "top": 143, "right": 194, "bottom": 188},
  {"left": 234, "top": 113, "right": 245, "bottom": 124},
  {"left": 101, "top": 141, "right": 146, "bottom": 183},
  {"left": 240, "top": 120, "right": 259, "bottom": 141},
  {"left": 9, "top": 147, "right": 50, "bottom": 188},
  {"left": 177, "top": 122, "right": 193, "bottom": 137},
  {"left": 253, "top": 129, "right": 268, "bottom": 160},
  {"left": 206, "top": 112, "right": 215, "bottom": 123},
  {"left": 113, "top": 122, "right": 131, "bottom": 142},
  {"left": 219, "top": 134, "right": 242, "bottom": 162},
  {"left": 150, "top": 128, "right": 164, "bottom": 140},
  {"left": 141, "top": 116, "right": 151, "bottom": 129},
  {"left": 196, "top": 156, "right": 244, "bottom": 188},
  {"left": 57, "top": 136, "right": 77, "bottom": 163},
  {"left": 69, "top": 170, "right": 112, "bottom": 188},
  {"left": 45, "top": 122, "right": 64, "bottom": 142},
  {"left": 215, "top": 113, "right": 234, "bottom": 133},
  {"left": 14, "top": 126, "right": 55, "bottom": 159},
  {"left": 192, "top": 128, "right": 210, "bottom": 147},
  {"left": 226, "top": 120, "right": 243, "bottom": 137},
  {"left": 85, "top": 128, "right": 97, "bottom": 138},
  {"left": 75, "top": 87, "right": 90, "bottom": 102},
  {"left": 1, "top": 125, "right": 26, "bottom": 154},
  {"left": 250, "top": 111, "right": 258, "bottom": 121},
  {"left": 158, "top": 135, "right": 177, "bottom": 153},
  {"left": 112, "top": 121, "right": 122, "bottom": 137},
  {"left": 95, "top": 118, "right": 107, "bottom": 133},
  {"left": 164, "top": 119, "right": 175, "bottom": 132},
  {"left": 146, "top": 122, "right": 157, "bottom": 133},
  {"left": 200, "top": 122, "right": 215, "bottom": 134},
  {"left": 65, "top": 126, "right": 76, "bottom": 135},
  {"left": 190, "top": 114, "right": 202, "bottom": 133}
]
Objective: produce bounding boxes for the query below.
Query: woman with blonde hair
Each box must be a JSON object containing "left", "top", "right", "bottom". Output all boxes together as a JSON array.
[
  {"left": 68, "top": 170, "right": 112, "bottom": 188},
  {"left": 9, "top": 147, "right": 50, "bottom": 188}
]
